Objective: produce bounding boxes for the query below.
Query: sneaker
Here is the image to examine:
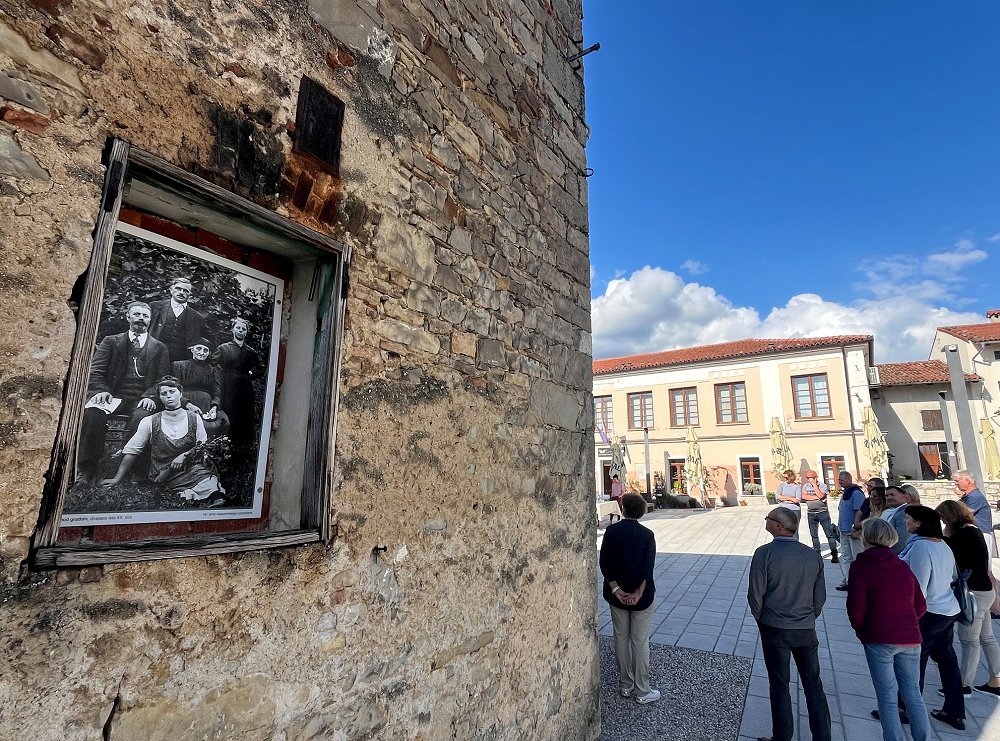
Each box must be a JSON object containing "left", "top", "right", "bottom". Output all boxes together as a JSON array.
[
  {"left": 619, "top": 687, "right": 634, "bottom": 698},
  {"left": 974, "top": 683, "right": 1000, "bottom": 697},
  {"left": 830, "top": 553, "right": 839, "bottom": 564},
  {"left": 636, "top": 689, "right": 661, "bottom": 705},
  {"left": 937, "top": 686, "right": 971, "bottom": 697}
]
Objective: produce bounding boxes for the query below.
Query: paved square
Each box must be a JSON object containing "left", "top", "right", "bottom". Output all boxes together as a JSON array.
[{"left": 596, "top": 506, "right": 1000, "bottom": 740}]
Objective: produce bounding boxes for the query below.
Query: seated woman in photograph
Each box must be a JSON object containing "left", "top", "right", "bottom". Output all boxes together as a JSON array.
[
  {"left": 899, "top": 505, "right": 966, "bottom": 730},
  {"left": 102, "top": 377, "right": 226, "bottom": 506},
  {"left": 936, "top": 499, "right": 1000, "bottom": 697},
  {"left": 847, "top": 518, "right": 929, "bottom": 741},
  {"left": 170, "top": 337, "right": 230, "bottom": 440}
]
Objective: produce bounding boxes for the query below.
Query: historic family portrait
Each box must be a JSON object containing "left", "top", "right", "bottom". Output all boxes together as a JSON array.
[{"left": 62, "top": 222, "right": 282, "bottom": 526}]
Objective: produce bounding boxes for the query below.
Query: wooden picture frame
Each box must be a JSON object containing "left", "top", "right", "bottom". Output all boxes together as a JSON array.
[{"left": 31, "top": 139, "right": 350, "bottom": 568}]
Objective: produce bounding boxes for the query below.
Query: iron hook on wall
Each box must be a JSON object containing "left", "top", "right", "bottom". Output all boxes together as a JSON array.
[{"left": 566, "top": 41, "right": 600, "bottom": 70}]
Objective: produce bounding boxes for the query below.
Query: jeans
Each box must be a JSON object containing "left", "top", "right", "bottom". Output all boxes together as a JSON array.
[
  {"left": 958, "top": 589, "right": 1000, "bottom": 685},
  {"left": 758, "top": 623, "right": 832, "bottom": 741},
  {"left": 610, "top": 604, "right": 654, "bottom": 695},
  {"left": 918, "top": 611, "right": 965, "bottom": 718},
  {"left": 837, "top": 532, "right": 860, "bottom": 582},
  {"left": 863, "top": 643, "right": 929, "bottom": 741},
  {"left": 806, "top": 510, "right": 838, "bottom": 554}
]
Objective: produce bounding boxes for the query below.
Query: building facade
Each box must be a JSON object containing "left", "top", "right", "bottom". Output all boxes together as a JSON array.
[
  {"left": 593, "top": 336, "right": 877, "bottom": 500},
  {"left": 871, "top": 311, "right": 1000, "bottom": 484},
  {"left": 0, "top": 1, "right": 598, "bottom": 738}
]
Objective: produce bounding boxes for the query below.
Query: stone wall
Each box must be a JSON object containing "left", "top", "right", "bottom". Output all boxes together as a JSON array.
[{"left": 0, "top": 1, "right": 598, "bottom": 738}]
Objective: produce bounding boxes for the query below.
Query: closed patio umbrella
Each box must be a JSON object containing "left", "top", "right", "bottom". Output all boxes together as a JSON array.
[
  {"left": 980, "top": 418, "right": 1000, "bottom": 481},
  {"left": 769, "top": 417, "right": 794, "bottom": 474},
  {"left": 684, "top": 426, "right": 708, "bottom": 506},
  {"left": 861, "top": 406, "right": 889, "bottom": 478}
]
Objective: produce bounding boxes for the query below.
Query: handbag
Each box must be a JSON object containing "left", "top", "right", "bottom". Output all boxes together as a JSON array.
[{"left": 953, "top": 568, "right": 976, "bottom": 626}]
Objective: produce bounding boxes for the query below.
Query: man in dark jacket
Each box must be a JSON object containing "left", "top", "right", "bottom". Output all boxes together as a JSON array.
[
  {"left": 749, "top": 507, "right": 831, "bottom": 741},
  {"left": 600, "top": 493, "right": 659, "bottom": 704},
  {"left": 77, "top": 301, "right": 171, "bottom": 480},
  {"left": 148, "top": 277, "right": 206, "bottom": 362}
]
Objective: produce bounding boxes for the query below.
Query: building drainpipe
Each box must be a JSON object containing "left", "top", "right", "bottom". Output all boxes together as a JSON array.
[
  {"left": 943, "top": 344, "right": 984, "bottom": 484},
  {"left": 937, "top": 391, "right": 959, "bottom": 475},
  {"left": 643, "top": 426, "right": 652, "bottom": 497},
  {"left": 841, "top": 347, "right": 862, "bottom": 478}
]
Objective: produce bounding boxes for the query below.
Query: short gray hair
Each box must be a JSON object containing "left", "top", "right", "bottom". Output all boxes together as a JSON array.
[
  {"left": 954, "top": 469, "right": 976, "bottom": 484},
  {"left": 900, "top": 484, "right": 920, "bottom": 503},
  {"left": 768, "top": 507, "right": 798, "bottom": 533},
  {"left": 862, "top": 518, "right": 898, "bottom": 548}
]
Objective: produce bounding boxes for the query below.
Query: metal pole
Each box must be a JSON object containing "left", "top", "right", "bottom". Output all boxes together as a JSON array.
[
  {"left": 643, "top": 426, "right": 652, "bottom": 497},
  {"left": 937, "top": 391, "right": 959, "bottom": 477},
  {"left": 943, "top": 345, "right": 984, "bottom": 483}
]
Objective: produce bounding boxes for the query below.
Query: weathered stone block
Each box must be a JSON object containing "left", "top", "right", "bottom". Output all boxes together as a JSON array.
[{"left": 375, "top": 216, "right": 437, "bottom": 284}]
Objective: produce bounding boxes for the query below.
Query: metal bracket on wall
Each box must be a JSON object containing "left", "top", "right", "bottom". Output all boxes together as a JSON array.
[{"left": 566, "top": 40, "right": 600, "bottom": 70}]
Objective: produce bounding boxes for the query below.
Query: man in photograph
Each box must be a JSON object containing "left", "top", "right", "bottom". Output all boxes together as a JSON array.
[
  {"left": 149, "top": 276, "right": 206, "bottom": 362},
  {"left": 77, "top": 301, "right": 171, "bottom": 481}
]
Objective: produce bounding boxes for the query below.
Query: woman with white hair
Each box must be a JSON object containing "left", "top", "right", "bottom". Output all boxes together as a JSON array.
[{"left": 847, "top": 518, "right": 929, "bottom": 741}]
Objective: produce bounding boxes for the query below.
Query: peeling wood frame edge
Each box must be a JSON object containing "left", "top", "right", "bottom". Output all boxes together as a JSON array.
[
  {"left": 32, "top": 137, "right": 349, "bottom": 567},
  {"left": 34, "top": 531, "right": 321, "bottom": 568},
  {"left": 321, "top": 248, "right": 350, "bottom": 542},
  {"left": 33, "top": 138, "right": 131, "bottom": 551}
]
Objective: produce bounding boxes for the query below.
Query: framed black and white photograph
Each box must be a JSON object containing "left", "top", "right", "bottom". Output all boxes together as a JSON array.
[{"left": 61, "top": 222, "right": 283, "bottom": 526}]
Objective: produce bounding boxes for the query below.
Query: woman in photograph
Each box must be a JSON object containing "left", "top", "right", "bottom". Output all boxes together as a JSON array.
[
  {"left": 170, "top": 337, "right": 229, "bottom": 440},
  {"left": 102, "top": 377, "right": 226, "bottom": 506},
  {"left": 212, "top": 317, "right": 262, "bottom": 449},
  {"left": 937, "top": 499, "right": 1000, "bottom": 697},
  {"left": 899, "top": 505, "right": 966, "bottom": 730},
  {"left": 847, "top": 518, "right": 929, "bottom": 741}
]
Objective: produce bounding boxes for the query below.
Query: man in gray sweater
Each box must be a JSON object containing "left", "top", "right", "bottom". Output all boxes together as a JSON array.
[{"left": 748, "top": 507, "right": 832, "bottom": 741}]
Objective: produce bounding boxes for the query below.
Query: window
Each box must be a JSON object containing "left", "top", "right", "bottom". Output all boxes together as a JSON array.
[
  {"left": 920, "top": 409, "right": 944, "bottom": 431},
  {"left": 32, "top": 139, "right": 347, "bottom": 567},
  {"left": 670, "top": 387, "right": 699, "bottom": 427},
  {"left": 739, "top": 457, "right": 762, "bottom": 494},
  {"left": 792, "top": 373, "right": 831, "bottom": 418},
  {"left": 820, "top": 456, "right": 846, "bottom": 491},
  {"left": 918, "top": 442, "right": 955, "bottom": 479},
  {"left": 715, "top": 382, "right": 748, "bottom": 424},
  {"left": 667, "top": 458, "right": 685, "bottom": 492},
  {"left": 594, "top": 396, "right": 614, "bottom": 438},
  {"left": 628, "top": 391, "right": 654, "bottom": 429}
]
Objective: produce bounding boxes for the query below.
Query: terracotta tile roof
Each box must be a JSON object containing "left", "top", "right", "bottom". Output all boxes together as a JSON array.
[
  {"left": 874, "top": 360, "right": 980, "bottom": 386},
  {"left": 939, "top": 322, "right": 1000, "bottom": 342},
  {"left": 593, "top": 336, "right": 872, "bottom": 375}
]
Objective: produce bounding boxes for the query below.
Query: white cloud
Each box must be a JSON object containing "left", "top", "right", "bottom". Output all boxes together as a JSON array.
[
  {"left": 681, "top": 259, "right": 709, "bottom": 275},
  {"left": 924, "top": 238, "right": 988, "bottom": 272},
  {"left": 592, "top": 267, "right": 984, "bottom": 363}
]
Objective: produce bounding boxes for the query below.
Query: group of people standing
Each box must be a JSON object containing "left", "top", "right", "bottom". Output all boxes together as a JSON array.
[
  {"left": 78, "top": 277, "right": 263, "bottom": 505},
  {"left": 600, "top": 470, "right": 1000, "bottom": 741},
  {"left": 753, "top": 469, "right": 1000, "bottom": 741}
]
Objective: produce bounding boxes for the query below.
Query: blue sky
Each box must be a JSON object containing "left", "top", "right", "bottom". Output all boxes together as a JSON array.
[{"left": 582, "top": 2, "right": 999, "bottom": 362}]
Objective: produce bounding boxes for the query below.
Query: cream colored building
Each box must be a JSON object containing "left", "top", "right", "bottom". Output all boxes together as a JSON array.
[
  {"left": 870, "top": 311, "right": 1000, "bottom": 482},
  {"left": 592, "top": 336, "right": 877, "bottom": 499}
]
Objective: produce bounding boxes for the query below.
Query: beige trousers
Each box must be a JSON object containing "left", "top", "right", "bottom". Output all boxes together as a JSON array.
[{"left": 610, "top": 603, "right": 655, "bottom": 695}]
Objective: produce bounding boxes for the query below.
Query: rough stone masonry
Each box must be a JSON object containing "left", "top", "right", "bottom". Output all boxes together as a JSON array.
[{"left": 0, "top": 0, "right": 598, "bottom": 739}]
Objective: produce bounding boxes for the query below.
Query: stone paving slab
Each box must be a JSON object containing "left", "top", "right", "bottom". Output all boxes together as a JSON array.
[{"left": 596, "top": 507, "right": 1000, "bottom": 740}]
